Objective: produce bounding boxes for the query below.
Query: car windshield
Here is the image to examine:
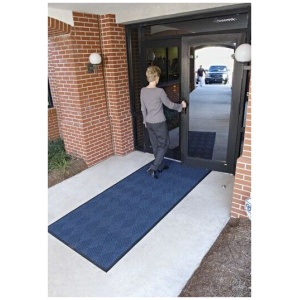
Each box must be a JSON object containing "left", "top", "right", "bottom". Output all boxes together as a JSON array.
[{"left": 209, "top": 66, "right": 227, "bottom": 72}]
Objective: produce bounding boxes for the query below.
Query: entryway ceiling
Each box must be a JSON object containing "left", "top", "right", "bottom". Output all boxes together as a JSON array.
[{"left": 48, "top": 3, "right": 243, "bottom": 24}]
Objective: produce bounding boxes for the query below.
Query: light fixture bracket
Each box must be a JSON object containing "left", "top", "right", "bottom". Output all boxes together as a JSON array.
[
  {"left": 87, "top": 53, "right": 102, "bottom": 73},
  {"left": 87, "top": 63, "right": 98, "bottom": 73}
]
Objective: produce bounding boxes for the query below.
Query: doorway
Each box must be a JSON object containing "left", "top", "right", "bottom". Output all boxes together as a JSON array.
[
  {"left": 181, "top": 33, "right": 246, "bottom": 173},
  {"left": 126, "top": 7, "right": 251, "bottom": 173},
  {"left": 141, "top": 39, "right": 181, "bottom": 160},
  {"left": 139, "top": 33, "right": 247, "bottom": 173}
]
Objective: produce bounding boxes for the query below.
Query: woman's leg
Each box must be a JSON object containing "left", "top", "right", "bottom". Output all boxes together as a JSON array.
[
  {"left": 147, "top": 121, "right": 169, "bottom": 171},
  {"left": 147, "top": 123, "right": 158, "bottom": 160}
]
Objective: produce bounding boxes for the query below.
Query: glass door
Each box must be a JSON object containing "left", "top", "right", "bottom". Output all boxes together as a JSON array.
[
  {"left": 180, "top": 33, "right": 246, "bottom": 173},
  {"left": 141, "top": 39, "right": 181, "bottom": 160}
]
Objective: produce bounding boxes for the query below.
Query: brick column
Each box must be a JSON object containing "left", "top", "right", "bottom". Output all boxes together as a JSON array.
[
  {"left": 48, "top": 108, "right": 60, "bottom": 141},
  {"left": 231, "top": 77, "right": 252, "bottom": 218},
  {"left": 98, "top": 14, "right": 134, "bottom": 155}
]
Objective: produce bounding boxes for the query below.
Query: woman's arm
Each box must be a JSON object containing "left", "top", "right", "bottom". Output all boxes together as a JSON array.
[
  {"left": 140, "top": 91, "right": 147, "bottom": 125},
  {"left": 160, "top": 89, "right": 183, "bottom": 112}
]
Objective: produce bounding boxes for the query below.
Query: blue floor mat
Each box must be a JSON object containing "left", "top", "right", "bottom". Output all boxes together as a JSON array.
[
  {"left": 48, "top": 160, "right": 210, "bottom": 272},
  {"left": 188, "top": 131, "right": 216, "bottom": 160}
]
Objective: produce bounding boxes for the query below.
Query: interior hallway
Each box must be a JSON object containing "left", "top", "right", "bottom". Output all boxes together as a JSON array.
[{"left": 48, "top": 150, "right": 234, "bottom": 297}]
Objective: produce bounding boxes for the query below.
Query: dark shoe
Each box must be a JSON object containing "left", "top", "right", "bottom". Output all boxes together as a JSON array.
[
  {"left": 158, "top": 166, "right": 169, "bottom": 173},
  {"left": 147, "top": 168, "right": 158, "bottom": 179},
  {"left": 150, "top": 170, "right": 158, "bottom": 179}
]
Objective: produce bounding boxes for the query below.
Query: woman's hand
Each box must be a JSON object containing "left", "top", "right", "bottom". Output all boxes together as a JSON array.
[{"left": 181, "top": 100, "right": 187, "bottom": 108}]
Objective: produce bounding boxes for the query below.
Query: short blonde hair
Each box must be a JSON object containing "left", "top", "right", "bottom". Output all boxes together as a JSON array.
[{"left": 146, "top": 66, "right": 161, "bottom": 82}]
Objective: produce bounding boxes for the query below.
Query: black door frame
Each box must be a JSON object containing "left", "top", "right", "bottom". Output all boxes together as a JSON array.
[{"left": 180, "top": 33, "right": 247, "bottom": 174}]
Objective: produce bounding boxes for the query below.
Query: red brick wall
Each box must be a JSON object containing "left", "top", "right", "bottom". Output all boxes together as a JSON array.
[
  {"left": 231, "top": 76, "right": 251, "bottom": 218},
  {"left": 98, "top": 14, "right": 134, "bottom": 155},
  {"left": 48, "top": 108, "right": 60, "bottom": 141},
  {"left": 48, "top": 13, "right": 134, "bottom": 167}
]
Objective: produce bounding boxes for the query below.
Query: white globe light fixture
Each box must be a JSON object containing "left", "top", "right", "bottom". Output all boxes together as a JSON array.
[
  {"left": 87, "top": 52, "right": 102, "bottom": 73},
  {"left": 234, "top": 43, "right": 251, "bottom": 63},
  {"left": 89, "top": 53, "right": 102, "bottom": 65}
]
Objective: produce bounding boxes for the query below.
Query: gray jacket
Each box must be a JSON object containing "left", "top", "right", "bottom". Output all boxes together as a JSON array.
[{"left": 140, "top": 87, "right": 183, "bottom": 124}]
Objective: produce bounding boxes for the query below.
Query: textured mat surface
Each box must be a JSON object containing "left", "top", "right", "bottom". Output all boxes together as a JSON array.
[
  {"left": 48, "top": 160, "right": 210, "bottom": 272},
  {"left": 188, "top": 131, "right": 216, "bottom": 160}
]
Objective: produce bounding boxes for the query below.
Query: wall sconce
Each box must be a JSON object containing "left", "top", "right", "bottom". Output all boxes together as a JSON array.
[
  {"left": 87, "top": 52, "right": 102, "bottom": 73},
  {"left": 234, "top": 43, "right": 251, "bottom": 63}
]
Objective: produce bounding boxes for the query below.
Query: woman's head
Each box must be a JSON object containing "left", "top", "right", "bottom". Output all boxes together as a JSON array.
[{"left": 146, "top": 66, "right": 161, "bottom": 83}]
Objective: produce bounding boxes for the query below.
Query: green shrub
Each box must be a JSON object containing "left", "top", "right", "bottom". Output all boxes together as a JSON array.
[{"left": 48, "top": 139, "right": 71, "bottom": 173}]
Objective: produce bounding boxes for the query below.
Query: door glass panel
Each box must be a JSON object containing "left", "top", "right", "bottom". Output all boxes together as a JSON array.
[
  {"left": 146, "top": 46, "right": 181, "bottom": 160},
  {"left": 147, "top": 47, "right": 167, "bottom": 82},
  {"left": 188, "top": 46, "right": 234, "bottom": 161},
  {"left": 130, "top": 28, "right": 144, "bottom": 150},
  {"left": 168, "top": 47, "right": 179, "bottom": 80}
]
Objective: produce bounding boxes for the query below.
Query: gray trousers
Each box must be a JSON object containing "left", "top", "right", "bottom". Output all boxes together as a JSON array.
[{"left": 146, "top": 121, "right": 169, "bottom": 171}]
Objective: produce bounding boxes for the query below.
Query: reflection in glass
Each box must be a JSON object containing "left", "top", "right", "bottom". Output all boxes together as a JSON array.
[
  {"left": 130, "top": 28, "right": 144, "bottom": 149},
  {"left": 147, "top": 47, "right": 179, "bottom": 84},
  {"left": 168, "top": 47, "right": 179, "bottom": 80}
]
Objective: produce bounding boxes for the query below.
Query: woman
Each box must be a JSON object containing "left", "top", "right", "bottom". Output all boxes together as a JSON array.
[{"left": 140, "top": 66, "right": 187, "bottom": 179}]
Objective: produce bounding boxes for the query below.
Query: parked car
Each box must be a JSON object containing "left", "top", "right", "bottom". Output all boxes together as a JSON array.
[{"left": 205, "top": 65, "right": 229, "bottom": 84}]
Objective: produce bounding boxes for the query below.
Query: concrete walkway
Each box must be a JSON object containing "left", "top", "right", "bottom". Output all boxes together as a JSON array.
[{"left": 48, "top": 151, "right": 234, "bottom": 297}]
